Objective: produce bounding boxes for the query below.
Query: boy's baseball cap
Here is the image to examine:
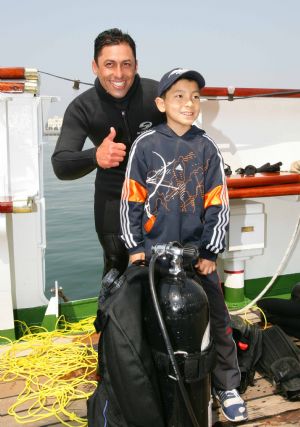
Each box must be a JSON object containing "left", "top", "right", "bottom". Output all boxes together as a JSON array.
[{"left": 158, "top": 68, "right": 205, "bottom": 97}]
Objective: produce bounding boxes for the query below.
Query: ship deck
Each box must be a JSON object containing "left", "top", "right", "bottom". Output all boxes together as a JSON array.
[
  {"left": 212, "top": 314, "right": 300, "bottom": 426},
  {"left": 1, "top": 312, "right": 300, "bottom": 426}
]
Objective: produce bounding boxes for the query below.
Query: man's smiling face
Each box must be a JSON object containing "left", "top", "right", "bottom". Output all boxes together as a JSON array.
[{"left": 92, "top": 42, "right": 137, "bottom": 99}]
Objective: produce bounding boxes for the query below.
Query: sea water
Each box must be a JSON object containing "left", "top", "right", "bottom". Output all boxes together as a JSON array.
[{"left": 43, "top": 139, "right": 103, "bottom": 301}]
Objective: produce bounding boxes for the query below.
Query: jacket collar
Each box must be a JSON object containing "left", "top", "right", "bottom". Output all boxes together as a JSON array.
[{"left": 156, "top": 123, "right": 204, "bottom": 139}]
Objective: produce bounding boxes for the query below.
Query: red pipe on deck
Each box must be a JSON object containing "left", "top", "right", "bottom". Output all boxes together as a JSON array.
[
  {"left": 227, "top": 172, "right": 300, "bottom": 188},
  {"left": 0, "top": 67, "right": 38, "bottom": 80},
  {"left": 226, "top": 172, "right": 300, "bottom": 198},
  {"left": 0, "top": 81, "right": 38, "bottom": 94},
  {"left": 0, "top": 201, "right": 13, "bottom": 213},
  {"left": 0, "top": 67, "right": 26, "bottom": 79},
  {"left": 0, "top": 198, "right": 33, "bottom": 213},
  {"left": 200, "top": 87, "right": 300, "bottom": 98},
  {"left": 0, "top": 82, "right": 25, "bottom": 93},
  {"left": 228, "top": 183, "right": 300, "bottom": 199}
]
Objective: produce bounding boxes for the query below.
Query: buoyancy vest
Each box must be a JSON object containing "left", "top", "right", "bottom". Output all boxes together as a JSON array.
[
  {"left": 257, "top": 325, "right": 300, "bottom": 401},
  {"left": 257, "top": 295, "right": 300, "bottom": 339},
  {"left": 231, "top": 315, "right": 262, "bottom": 394},
  {"left": 87, "top": 264, "right": 164, "bottom": 427}
]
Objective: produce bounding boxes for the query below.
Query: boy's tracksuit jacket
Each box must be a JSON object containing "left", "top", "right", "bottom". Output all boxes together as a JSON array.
[{"left": 120, "top": 123, "right": 229, "bottom": 260}]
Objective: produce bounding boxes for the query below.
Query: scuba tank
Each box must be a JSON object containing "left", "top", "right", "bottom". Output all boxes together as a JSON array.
[{"left": 143, "top": 243, "right": 215, "bottom": 427}]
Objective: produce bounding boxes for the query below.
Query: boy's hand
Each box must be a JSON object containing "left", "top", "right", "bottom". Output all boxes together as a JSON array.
[
  {"left": 194, "top": 258, "right": 216, "bottom": 275},
  {"left": 129, "top": 252, "right": 145, "bottom": 264},
  {"left": 96, "top": 127, "right": 126, "bottom": 168}
]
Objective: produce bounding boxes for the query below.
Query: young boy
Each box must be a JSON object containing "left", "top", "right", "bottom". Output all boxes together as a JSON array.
[{"left": 120, "top": 68, "right": 248, "bottom": 423}]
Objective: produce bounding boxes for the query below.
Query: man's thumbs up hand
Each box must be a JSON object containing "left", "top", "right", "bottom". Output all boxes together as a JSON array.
[{"left": 96, "top": 127, "right": 126, "bottom": 169}]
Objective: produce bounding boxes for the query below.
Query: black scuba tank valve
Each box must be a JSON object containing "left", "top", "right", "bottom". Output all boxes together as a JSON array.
[{"left": 143, "top": 242, "right": 215, "bottom": 427}]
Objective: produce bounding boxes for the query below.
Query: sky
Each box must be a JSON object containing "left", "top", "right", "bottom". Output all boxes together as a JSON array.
[{"left": 1, "top": 0, "right": 300, "bottom": 116}]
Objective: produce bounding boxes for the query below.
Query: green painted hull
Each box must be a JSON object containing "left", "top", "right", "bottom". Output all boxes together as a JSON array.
[
  {"left": 0, "top": 298, "right": 98, "bottom": 343},
  {"left": 1, "top": 272, "right": 299, "bottom": 343},
  {"left": 244, "top": 272, "right": 300, "bottom": 299}
]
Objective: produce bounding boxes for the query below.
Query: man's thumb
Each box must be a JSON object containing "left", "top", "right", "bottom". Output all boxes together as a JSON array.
[{"left": 107, "top": 126, "right": 116, "bottom": 141}]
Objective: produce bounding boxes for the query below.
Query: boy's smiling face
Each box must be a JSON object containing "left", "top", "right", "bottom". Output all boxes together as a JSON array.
[{"left": 155, "top": 79, "right": 201, "bottom": 136}]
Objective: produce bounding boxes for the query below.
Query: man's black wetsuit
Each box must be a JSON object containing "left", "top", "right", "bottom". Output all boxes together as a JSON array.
[{"left": 51, "top": 75, "right": 164, "bottom": 275}]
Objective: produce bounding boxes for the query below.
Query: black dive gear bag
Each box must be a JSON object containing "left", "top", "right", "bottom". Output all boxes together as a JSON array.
[
  {"left": 230, "top": 315, "right": 262, "bottom": 394},
  {"left": 257, "top": 284, "right": 300, "bottom": 339},
  {"left": 257, "top": 325, "right": 300, "bottom": 401},
  {"left": 87, "top": 264, "right": 164, "bottom": 427}
]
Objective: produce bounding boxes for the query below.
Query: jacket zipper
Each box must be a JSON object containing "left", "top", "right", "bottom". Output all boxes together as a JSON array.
[{"left": 121, "top": 110, "right": 132, "bottom": 145}]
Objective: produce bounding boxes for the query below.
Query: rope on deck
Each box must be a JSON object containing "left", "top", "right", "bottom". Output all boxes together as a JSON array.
[{"left": 0, "top": 316, "right": 98, "bottom": 426}]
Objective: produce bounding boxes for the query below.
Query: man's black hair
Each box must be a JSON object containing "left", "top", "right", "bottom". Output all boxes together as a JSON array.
[{"left": 94, "top": 28, "right": 136, "bottom": 61}]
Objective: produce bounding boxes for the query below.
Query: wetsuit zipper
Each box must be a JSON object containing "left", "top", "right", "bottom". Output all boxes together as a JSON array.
[{"left": 121, "top": 110, "right": 132, "bottom": 145}]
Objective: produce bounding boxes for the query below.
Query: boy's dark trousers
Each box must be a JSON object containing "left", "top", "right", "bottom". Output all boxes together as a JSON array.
[{"left": 196, "top": 270, "right": 241, "bottom": 391}]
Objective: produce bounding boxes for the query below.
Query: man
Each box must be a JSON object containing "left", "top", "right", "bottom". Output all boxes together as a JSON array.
[{"left": 52, "top": 28, "right": 164, "bottom": 276}]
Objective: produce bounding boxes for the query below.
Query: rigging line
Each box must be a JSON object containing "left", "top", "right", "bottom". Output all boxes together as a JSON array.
[{"left": 38, "top": 70, "right": 93, "bottom": 86}]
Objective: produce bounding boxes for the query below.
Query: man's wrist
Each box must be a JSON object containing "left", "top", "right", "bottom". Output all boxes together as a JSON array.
[
  {"left": 94, "top": 147, "right": 99, "bottom": 166},
  {"left": 95, "top": 146, "right": 103, "bottom": 168}
]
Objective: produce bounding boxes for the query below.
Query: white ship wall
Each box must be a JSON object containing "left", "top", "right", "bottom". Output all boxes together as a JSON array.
[
  {"left": 201, "top": 97, "right": 300, "bottom": 280},
  {"left": 1, "top": 92, "right": 299, "bottom": 318},
  {"left": 0, "top": 95, "right": 48, "bottom": 311}
]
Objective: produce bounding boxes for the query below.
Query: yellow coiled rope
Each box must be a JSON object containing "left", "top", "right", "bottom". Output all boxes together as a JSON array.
[
  {"left": 242, "top": 305, "right": 268, "bottom": 329},
  {"left": 0, "top": 316, "right": 98, "bottom": 426}
]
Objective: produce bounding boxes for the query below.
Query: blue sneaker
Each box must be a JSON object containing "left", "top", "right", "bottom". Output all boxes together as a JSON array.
[{"left": 214, "top": 388, "right": 248, "bottom": 422}]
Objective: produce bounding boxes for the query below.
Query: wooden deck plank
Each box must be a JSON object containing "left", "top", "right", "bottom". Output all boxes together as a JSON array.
[
  {"left": 0, "top": 379, "right": 25, "bottom": 399},
  {"left": 0, "top": 377, "right": 94, "bottom": 425},
  {"left": 2, "top": 379, "right": 300, "bottom": 426},
  {"left": 1, "top": 319, "right": 300, "bottom": 426},
  {"left": 0, "top": 399, "right": 88, "bottom": 427},
  {"left": 212, "top": 364, "right": 300, "bottom": 425},
  {"left": 241, "top": 412, "right": 300, "bottom": 427},
  {"left": 212, "top": 313, "right": 300, "bottom": 425},
  {"left": 213, "top": 393, "right": 300, "bottom": 425},
  {"left": 239, "top": 377, "right": 276, "bottom": 400}
]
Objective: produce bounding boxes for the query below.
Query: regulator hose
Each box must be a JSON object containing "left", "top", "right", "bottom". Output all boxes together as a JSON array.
[{"left": 148, "top": 254, "right": 201, "bottom": 427}]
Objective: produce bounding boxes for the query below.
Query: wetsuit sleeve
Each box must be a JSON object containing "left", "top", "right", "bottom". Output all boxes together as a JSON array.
[
  {"left": 120, "top": 138, "right": 148, "bottom": 254},
  {"left": 199, "top": 140, "right": 229, "bottom": 261},
  {"left": 51, "top": 99, "right": 97, "bottom": 180}
]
